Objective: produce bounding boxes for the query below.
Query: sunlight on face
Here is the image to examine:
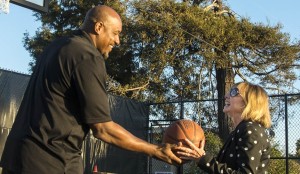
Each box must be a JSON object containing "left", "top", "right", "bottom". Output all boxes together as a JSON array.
[
  {"left": 223, "top": 87, "right": 245, "bottom": 117},
  {"left": 96, "top": 17, "right": 122, "bottom": 59}
]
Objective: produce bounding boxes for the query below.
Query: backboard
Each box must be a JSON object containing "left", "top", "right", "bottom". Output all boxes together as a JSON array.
[{"left": 11, "top": 0, "right": 49, "bottom": 13}]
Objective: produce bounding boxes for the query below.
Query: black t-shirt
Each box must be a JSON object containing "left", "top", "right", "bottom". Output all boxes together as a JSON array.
[{"left": 0, "top": 30, "right": 112, "bottom": 173}]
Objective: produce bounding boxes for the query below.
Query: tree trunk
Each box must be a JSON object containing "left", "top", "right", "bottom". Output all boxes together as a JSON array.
[{"left": 216, "top": 64, "right": 234, "bottom": 141}]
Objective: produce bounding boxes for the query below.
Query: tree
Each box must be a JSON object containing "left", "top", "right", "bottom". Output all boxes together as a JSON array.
[
  {"left": 269, "top": 143, "right": 300, "bottom": 173},
  {"left": 126, "top": 0, "right": 300, "bottom": 139},
  {"left": 24, "top": 0, "right": 300, "bottom": 140},
  {"left": 296, "top": 139, "right": 300, "bottom": 157}
]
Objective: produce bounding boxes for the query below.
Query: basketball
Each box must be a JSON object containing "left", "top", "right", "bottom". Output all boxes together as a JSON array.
[{"left": 163, "top": 119, "right": 204, "bottom": 148}]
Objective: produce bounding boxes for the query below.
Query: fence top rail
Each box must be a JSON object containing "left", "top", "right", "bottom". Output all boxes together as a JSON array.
[
  {"left": 147, "top": 98, "right": 218, "bottom": 105},
  {"left": 147, "top": 93, "right": 300, "bottom": 105},
  {"left": 269, "top": 93, "right": 300, "bottom": 97}
]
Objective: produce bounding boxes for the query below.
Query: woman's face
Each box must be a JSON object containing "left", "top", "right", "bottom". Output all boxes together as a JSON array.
[{"left": 223, "top": 87, "right": 246, "bottom": 117}]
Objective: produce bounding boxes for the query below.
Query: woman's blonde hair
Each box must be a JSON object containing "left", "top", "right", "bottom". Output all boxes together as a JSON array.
[{"left": 236, "top": 82, "right": 271, "bottom": 128}]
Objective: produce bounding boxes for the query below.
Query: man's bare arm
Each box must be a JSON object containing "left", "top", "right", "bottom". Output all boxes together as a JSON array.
[{"left": 89, "top": 121, "right": 182, "bottom": 165}]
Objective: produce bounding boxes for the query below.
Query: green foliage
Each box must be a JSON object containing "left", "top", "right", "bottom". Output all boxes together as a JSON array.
[
  {"left": 288, "top": 160, "right": 300, "bottom": 174},
  {"left": 203, "top": 131, "right": 223, "bottom": 154},
  {"left": 268, "top": 143, "right": 300, "bottom": 174},
  {"left": 24, "top": 0, "right": 300, "bottom": 99}
]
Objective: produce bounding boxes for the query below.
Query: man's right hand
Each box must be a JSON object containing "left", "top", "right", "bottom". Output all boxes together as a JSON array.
[{"left": 153, "top": 143, "right": 182, "bottom": 165}]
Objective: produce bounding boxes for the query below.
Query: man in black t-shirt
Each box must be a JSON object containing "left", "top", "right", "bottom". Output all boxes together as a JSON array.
[{"left": 0, "top": 5, "right": 182, "bottom": 174}]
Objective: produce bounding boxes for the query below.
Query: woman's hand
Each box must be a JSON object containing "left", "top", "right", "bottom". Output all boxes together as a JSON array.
[{"left": 174, "top": 138, "right": 205, "bottom": 162}]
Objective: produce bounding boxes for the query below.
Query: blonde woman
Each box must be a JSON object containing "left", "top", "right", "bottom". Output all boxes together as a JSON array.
[{"left": 176, "top": 82, "right": 272, "bottom": 174}]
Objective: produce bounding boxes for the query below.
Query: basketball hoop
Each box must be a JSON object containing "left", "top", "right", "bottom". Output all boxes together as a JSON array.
[{"left": 0, "top": 0, "right": 10, "bottom": 14}]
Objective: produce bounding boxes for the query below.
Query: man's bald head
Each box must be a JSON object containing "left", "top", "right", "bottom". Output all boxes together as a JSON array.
[
  {"left": 81, "top": 5, "right": 121, "bottom": 32},
  {"left": 81, "top": 5, "right": 122, "bottom": 59}
]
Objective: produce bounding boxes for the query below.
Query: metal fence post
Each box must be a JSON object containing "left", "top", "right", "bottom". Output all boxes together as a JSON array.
[{"left": 284, "top": 94, "right": 288, "bottom": 174}]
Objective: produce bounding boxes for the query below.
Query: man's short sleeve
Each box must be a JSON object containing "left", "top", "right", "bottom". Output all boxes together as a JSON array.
[{"left": 72, "top": 56, "right": 111, "bottom": 124}]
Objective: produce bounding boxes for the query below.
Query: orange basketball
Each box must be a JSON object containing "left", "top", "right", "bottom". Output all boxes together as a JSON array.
[{"left": 163, "top": 119, "right": 204, "bottom": 148}]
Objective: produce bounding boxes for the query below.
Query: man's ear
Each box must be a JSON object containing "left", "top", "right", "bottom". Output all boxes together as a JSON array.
[{"left": 94, "top": 21, "right": 104, "bottom": 34}]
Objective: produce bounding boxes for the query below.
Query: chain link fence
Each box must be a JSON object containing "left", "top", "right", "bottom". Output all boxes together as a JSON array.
[
  {"left": 1, "top": 69, "right": 300, "bottom": 173},
  {"left": 148, "top": 94, "right": 300, "bottom": 174}
]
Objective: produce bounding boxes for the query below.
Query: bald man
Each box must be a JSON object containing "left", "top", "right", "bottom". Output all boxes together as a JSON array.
[{"left": 0, "top": 5, "right": 182, "bottom": 174}]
